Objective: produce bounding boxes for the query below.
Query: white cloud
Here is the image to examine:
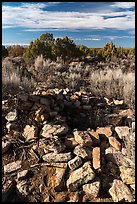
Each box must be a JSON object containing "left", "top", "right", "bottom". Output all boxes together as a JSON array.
[
  {"left": 75, "top": 37, "right": 101, "bottom": 41},
  {"left": 3, "top": 43, "right": 29, "bottom": 46},
  {"left": 111, "top": 2, "right": 135, "bottom": 9},
  {"left": 2, "top": 3, "right": 135, "bottom": 30}
]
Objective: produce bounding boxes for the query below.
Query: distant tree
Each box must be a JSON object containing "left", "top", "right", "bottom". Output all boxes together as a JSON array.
[
  {"left": 2, "top": 45, "right": 8, "bottom": 58},
  {"left": 7, "top": 45, "right": 25, "bottom": 57}
]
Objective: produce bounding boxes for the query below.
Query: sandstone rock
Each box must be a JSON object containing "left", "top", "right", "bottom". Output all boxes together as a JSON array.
[
  {"left": 108, "top": 137, "right": 122, "bottom": 151},
  {"left": 4, "top": 161, "right": 22, "bottom": 173},
  {"left": 83, "top": 181, "right": 100, "bottom": 198},
  {"left": 120, "top": 166, "right": 135, "bottom": 185},
  {"left": 42, "top": 152, "right": 72, "bottom": 162},
  {"left": 109, "top": 179, "right": 133, "bottom": 202},
  {"left": 5, "top": 109, "right": 17, "bottom": 122},
  {"left": 68, "top": 156, "right": 82, "bottom": 170},
  {"left": 115, "top": 126, "right": 129, "bottom": 139},
  {"left": 96, "top": 126, "right": 112, "bottom": 138},
  {"left": 92, "top": 147, "right": 101, "bottom": 170},
  {"left": 17, "top": 170, "right": 29, "bottom": 180},
  {"left": 66, "top": 161, "right": 95, "bottom": 191},
  {"left": 23, "top": 125, "right": 38, "bottom": 141},
  {"left": 46, "top": 163, "right": 67, "bottom": 191},
  {"left": 2, "top": 141, "right": 11, "bottom": 154},
  {"left": 88, "top": 130, "right": 100, "bottom": 146},
  {"left": 67, "top": 192, "right": 79, "bottom": 202},
  {"left": 73, "top": 145, "right": 92, "bottom": 159},
  {"left": 113, "top": 99, "right": 123, "bottom": 105},
  {"left": 65, "top": 135, "right": 78, "bottom": 148},
  {"left": 73, "top": 131, "right": 92, "bottom": 147},
  {"left": 40, "top": 124, "right": 68, "bottom": 138},
  {"left": 41, "top": 136, "right": 66, "bottom": 153}
]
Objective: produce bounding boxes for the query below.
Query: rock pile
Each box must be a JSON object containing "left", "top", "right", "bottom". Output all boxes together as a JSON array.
[{"left": 2, "top": 87, "right": 135, "bottom": 202}]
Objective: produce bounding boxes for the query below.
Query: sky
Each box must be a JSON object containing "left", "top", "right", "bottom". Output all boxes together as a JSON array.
[{"left": 2, "top": 2, "right": 135, "bottom": 48}]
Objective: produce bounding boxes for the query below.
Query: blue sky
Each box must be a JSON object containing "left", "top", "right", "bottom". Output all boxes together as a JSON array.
[{"left": 2, "top": 2, "right": 135, "bottom": 48}]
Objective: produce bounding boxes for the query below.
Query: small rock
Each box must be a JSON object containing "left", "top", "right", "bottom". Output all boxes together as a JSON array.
[
  {"left": 40, "top": 124, "right": 68, "bottom": 138},
  {"left": 68, "top": 192, "right": 79, "bottom": 202},
  {"left": 115, "top": 126, "right": 129, "bottom": 139},
  {"left": 23, "top": 125, "right": 38, "bottom": 141},
  {"left": 17, "top": 170, "right": 29, "bottom": 180},
  {"left": 68, "top": 156, "right": 82, "bottom": 170},
  {"left": 109, "top": 179, "right": 133, "bottom": 202},
  {"left": 113, "top": 99, "right": 123, "bottom": 105},
  {"left": 66, "top": 161, "right": 95, "bottom": 191},
  {"left": 5, "top": 109, "right": 17, "bottom": 122},
  {"left": 83, "top": 181, "right": 100, "bottom": 198},
  {"left": 73, "top": 131, "right": 92, "bottom": 147},
  {"left": 42, "top": 152, "right": 72, "bottom": 162},
  {"left": 96, "top": 126, "right": 112, "bottom": 138},
  {"left": 73, "top": 145, "right": 92, "bottom": 159},
  {"left": 4, "top": 160, "right": 22, "bottom": 173},
  {"left": 92, "top": 147, "right": 101, "bottom": 170},
  {"left": 2, "top": 141, "right": 11, "bottom": 154},
  {"left": 120, "top": 166, "right": 135, "bottom": 185},
  {"left": 108, "top": 137, "right": 121, "bottom": 151}
]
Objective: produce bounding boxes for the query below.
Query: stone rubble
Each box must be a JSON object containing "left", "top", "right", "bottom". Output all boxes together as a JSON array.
[{"left": 2, "top": 88, "right": 135, "bottom": 202}]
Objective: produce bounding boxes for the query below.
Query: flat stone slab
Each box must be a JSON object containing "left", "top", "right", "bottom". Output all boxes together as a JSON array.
[
  {"left": 115, "top": 126, "right": 130, "bottom": 139},
  {"left": 96, "top": 127, "right": 112, "bottom": 138},
  {"left": 4, "top": 161, "right": 22, "bottom": 173},
  {"left": 73, "top": 145, "right": 92, "bottom": 159},
  {"left": 73, "top": 131, "right": 93, "bottom": 147},
  {"left": 67, "top": 161, "right": 95, "bottom": 191},
  {"left": 40, "top": 124, "right": 69, "bottom": 138},
  {"left": 23, "top": 125, "right": 38, "bottom": 141},
  {"left": 108, "top": 137, "right": 122, "bottom": 151},
  {"left": 83, "top": 181, "right": 100, "bottom": 198},
  {"left": 92, "top": 147, "right": 101, "bottom": 170},
  {"left": 42, "top": 152, "right": 72, "bottom": 162},
  {"left": 109, "top": 179, "right": 133, "bottom": 202}
]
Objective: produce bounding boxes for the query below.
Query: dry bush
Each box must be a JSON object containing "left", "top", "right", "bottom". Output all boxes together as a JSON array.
[{"left": 89, "top": 68, "right": 135, "bottom": 110}]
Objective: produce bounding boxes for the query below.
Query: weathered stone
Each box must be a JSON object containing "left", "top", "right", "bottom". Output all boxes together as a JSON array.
[
  {"left": 68, "top": 156, "right": 82, "bottom": 170},
  {"left": 73, "top": 145, "right": 92, "bottom": 159},
  {"left": 108, "top": 137, "right": 122, "bottom": 151},
  {"left": 66, "top": 161, "right": 95, "bottom": 191},
  {"left": 5, "top": 109, "right": 17, "bottom": 122},
  {"left": 42, "top": 152, "right": 72, "bottom": 162},
  {"left": 4, "top": 161, "right": 22, "bottom": 173},
  {"left": 132, "top": 122, "right": 135, "bottom": 132},
  {"left": 92, "top": 147, "right": 101, "bottom": 170},
  {"left": 109, "top": 179, "right": 133, "bottom": 202},
  {"left": 40, "top": 124, "right": 69, "bottom": 138},
  {"left": 73, "top": 131, "right": 92, "bottom": 147},
  {"left": 2, "top": 141, "right": 11, "bottom": 154},
  {"left": 17, "top": 170, "right": 29, "bottom": 180},
  {"left": 113, "top": 99, "right": 123, "bottom": 105},
  {"left": 96, "top": 126, "right": 112, "bottom": 138},
  {"left": 115, "top": 126, "right": 129, "bottom": 139},
  {"left": 46, "top": 163, "right": 67, "bottom": 191},
  {"left": 23, "top": 125, "right": 38, "bottom": 140},
  {"left": 16, "top": 181, "right": 29, "bottom": 197},
  {"left": 120, "top": 166, "right": 135, "bottom": 185},
  {"left": 65, "top": 135, "right": 78, "bottom": 148},
  {"left": 68, "top": 192, "right": 79, "bottom": 202},
  {"left": 88, "top": 130, "right": 100, "bottom": 146},
  {"left": 41, "top": 136, "right": 66, "bottom": 153},
  {"left": 83, "top": 181, "right": 100, "bottom": 198}
]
